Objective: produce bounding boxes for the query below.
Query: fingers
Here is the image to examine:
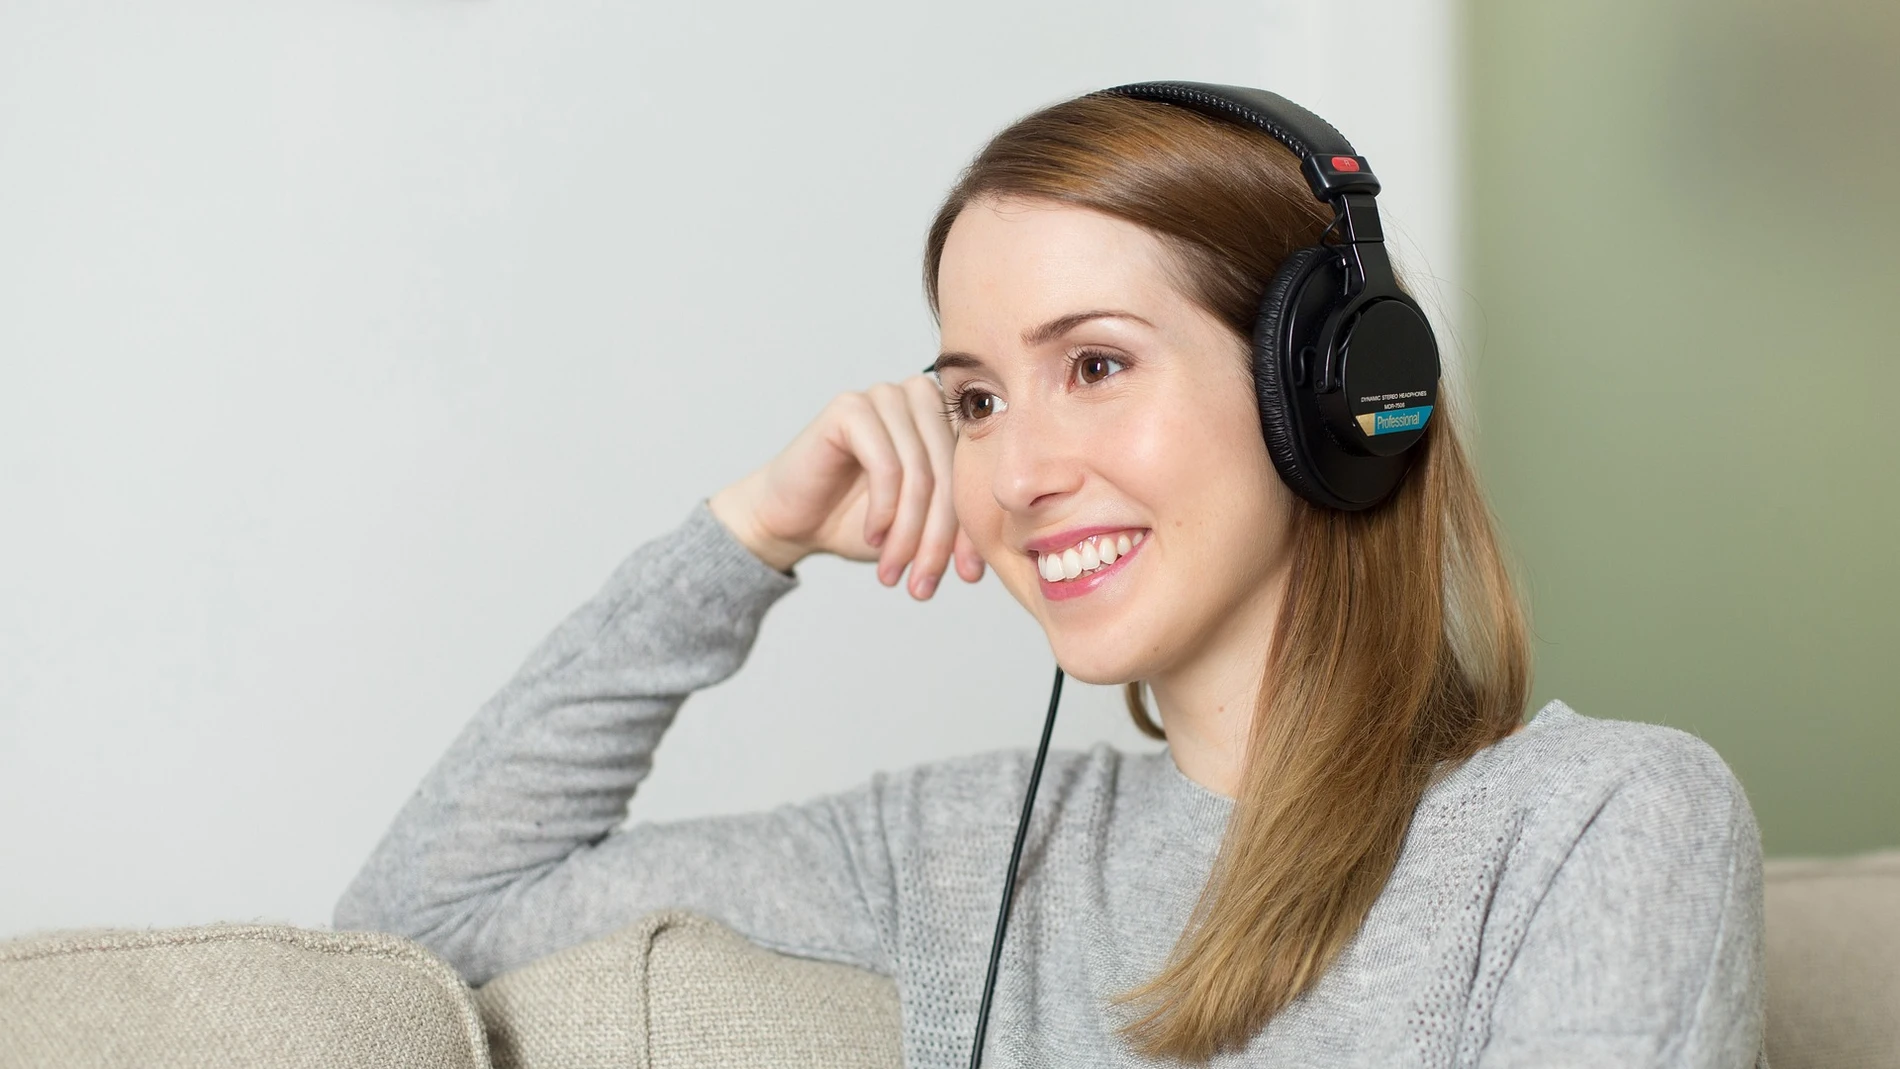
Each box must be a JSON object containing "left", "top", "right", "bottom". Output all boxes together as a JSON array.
[
  {"left": 912, "top": 375, "right": 987, "bottom": 587},
  {"left": 829, "top": 392, "right": 903, "bottom": 554},
  {"left": 904, "top": 375, "right": 963, "bottom": 598},
  {"left": 953, "top": 527, "right": 987, "bottom": 584},
  {"left": 834, "top": 374, "right": 984, "bottom": 599},
  {"left": 864, "top": 381, "right": 937, "bottom": 592}
]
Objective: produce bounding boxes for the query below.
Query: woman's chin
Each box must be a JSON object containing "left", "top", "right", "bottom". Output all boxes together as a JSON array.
[{"left": 1045, "top": 641, "right": 1148, "bottom": 687}]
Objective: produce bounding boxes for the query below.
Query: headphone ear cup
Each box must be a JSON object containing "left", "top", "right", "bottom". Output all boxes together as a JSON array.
[{"left": 1251, "top": 246, "right": 1331, "bottom": 506}]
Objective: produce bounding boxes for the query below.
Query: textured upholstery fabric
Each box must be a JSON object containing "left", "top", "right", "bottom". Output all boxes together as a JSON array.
[
  {"left": 474, "top": 913, "right": 649, "bottom": 1069},
  {"left": 475, "top": 909, "right": 901, "bottom": 1069},
  {"left": 1763, "top": 850, "right": 1900, "bottom": 1069},
  {"left": 646, "top": 912, "right": 902, "bottom": 1069},
  {"left": 0, "top": 924, "right": 487, "bottom": 1069}
]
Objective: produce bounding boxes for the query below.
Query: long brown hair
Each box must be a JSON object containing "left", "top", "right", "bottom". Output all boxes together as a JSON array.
[{"left": 923, "top": 93, "right": 1532, "bottom": 1062}]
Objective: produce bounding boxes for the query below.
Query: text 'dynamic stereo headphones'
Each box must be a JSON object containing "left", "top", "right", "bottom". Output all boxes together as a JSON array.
[{"left": 962, "top": 82, "right": 1441, "bottom": 1068}]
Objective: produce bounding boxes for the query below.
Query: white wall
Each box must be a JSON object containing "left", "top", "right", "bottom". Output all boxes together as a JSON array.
[{"left": 0, "top": 0, "right": 1459, "bottom": 934}]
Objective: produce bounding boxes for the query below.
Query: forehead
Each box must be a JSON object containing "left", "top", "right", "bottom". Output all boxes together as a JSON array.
[{"left": 936, "top": 197, "right": 1184, "bottom": 345}]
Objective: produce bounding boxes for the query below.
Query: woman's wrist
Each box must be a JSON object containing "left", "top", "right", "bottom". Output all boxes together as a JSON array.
[{"left": 708, "top": 475, "right": 807, "bottom": 575}]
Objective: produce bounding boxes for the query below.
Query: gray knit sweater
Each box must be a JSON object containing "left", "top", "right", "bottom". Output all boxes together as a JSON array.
[{"left": 335, "top": 501, "right": 1768, "bottom": 1068}]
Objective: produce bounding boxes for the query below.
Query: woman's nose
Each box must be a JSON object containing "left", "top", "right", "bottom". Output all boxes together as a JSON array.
[{"left": 990, "top": 400, "right": 1085, "bottom": 514}]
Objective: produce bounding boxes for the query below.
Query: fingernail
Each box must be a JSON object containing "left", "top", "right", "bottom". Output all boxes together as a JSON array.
[
  {"left": 917, "top": 573, "right": 939, "bottom": 598},
  {"left": 868, "top": 530, "right": 885, "bottom": 547}
]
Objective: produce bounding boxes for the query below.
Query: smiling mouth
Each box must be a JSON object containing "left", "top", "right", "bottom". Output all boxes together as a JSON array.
[{"left": 1031, "top": 529, "right": 1147, "bottom": 587}]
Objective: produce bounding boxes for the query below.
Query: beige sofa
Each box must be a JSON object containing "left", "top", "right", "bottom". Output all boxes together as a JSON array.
[{"left": 2, "top": 852, "right": 1894, "bottom": 1069}]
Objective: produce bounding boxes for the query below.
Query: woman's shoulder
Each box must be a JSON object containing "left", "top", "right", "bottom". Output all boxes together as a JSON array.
[
  {"left": 1431, "top": 699, "right": 1758, "bottom": 855},
  {"left": 1507, "top": 699, "right": 1746, "bottom": 796}
]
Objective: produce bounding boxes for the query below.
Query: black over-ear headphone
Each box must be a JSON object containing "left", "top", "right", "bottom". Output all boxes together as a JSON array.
[
  {"left": 1103, "top": 81, "right": 1441, "bottom": 511},
  {"left": 964, "top": 84, "right": 1438, "bottom": 1068}
]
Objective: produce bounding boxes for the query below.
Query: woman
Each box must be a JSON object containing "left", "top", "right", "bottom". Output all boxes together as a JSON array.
[{"left": 337, "top": 87, "right": 1766, "bottom": 1067}]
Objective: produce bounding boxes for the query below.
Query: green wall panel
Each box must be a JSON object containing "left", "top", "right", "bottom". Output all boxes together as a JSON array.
[{"left": 1465, "top": 0, "right": 1899, "bottom": 855}]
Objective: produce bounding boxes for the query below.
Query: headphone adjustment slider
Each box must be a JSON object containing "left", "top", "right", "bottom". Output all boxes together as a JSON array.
[{"left": 1300, "top": 154, "right": 1382, "bottom": 200}]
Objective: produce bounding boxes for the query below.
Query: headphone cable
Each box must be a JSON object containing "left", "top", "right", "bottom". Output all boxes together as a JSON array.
[{"left": 967, "top": 664, "right": 1065, "bottom": 1069}]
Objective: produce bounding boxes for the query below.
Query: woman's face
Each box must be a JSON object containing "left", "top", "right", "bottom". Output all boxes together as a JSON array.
[{"left": 934, "top": 195, "right": 1298, "bottom": 686}]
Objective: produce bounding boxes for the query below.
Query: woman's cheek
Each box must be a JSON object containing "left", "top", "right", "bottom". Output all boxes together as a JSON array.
[
  {"left": 951, "top": 459, "right": 1003, "bottom": 566},
  {"left": 953, "top": 462, "right": 1040, "bottom": 611}
]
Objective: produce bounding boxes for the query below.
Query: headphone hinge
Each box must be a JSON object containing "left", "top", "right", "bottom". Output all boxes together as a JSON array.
[
  {"left": 1329, "top": 195, "right": 1388, "bottom": 302},
  {"left": 1332, "top": 194, "right": 1385, "bottom": 244}
]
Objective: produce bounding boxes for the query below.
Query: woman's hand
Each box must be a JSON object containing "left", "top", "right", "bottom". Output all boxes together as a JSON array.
[{"left": 708, "top": 375, "right": 986, "bottom": 599}]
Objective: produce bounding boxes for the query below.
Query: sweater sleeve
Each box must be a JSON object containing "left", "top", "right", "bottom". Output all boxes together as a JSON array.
[
  {"left": 1475, "top": 734, "right": 1768, "bottom": 1068},
  {"left": 332, "top": 501, "right": 897, "bottom": 985}
]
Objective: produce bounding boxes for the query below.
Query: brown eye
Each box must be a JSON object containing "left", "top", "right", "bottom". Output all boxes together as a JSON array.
[
  {"left": 960, "top": 391, "right": 1002, "bottom": 422},
  {"left": 1075, "top": 351, "right": 1125, "bottom": 385}
]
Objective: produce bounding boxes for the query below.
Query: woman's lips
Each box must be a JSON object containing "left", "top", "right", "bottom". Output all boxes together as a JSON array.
[{"left": 1038, "top": 533, "right": 1146, "bottom": 602}]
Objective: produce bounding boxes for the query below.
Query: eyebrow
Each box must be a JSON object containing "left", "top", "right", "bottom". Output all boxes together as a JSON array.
[{"left": 929, "top": 309, "right": 1154, "bottom": 375}]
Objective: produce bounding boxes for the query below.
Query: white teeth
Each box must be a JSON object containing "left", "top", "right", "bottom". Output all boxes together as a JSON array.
[
  {"left": 1035, "top": 530, "right": 1144, "bottom": 583},
  {"left": 1061, "top": 548, "right": 1083, "bottom": 580}
]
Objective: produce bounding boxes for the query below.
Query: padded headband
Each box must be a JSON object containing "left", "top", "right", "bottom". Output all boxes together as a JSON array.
[{"left": 1102, "top": 81, "right": 1383, "bottom": 204}]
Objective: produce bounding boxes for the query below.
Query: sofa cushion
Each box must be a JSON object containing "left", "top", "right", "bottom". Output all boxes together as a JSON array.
[
  {"left": 475, "top": 910, "right": 902, "bottom": 1069},
  {"left": 0, "top": 923, "right": 488, "bottom": 1069},
  {"left": 1764, "top": 849, "right": 1900, "bottom": 1069},
  {"left": 473, "top": 916, "right": 647, "bottom": 1069}
]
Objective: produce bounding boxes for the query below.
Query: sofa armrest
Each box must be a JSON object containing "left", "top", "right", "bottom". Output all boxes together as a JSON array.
[
  {"left": 1763, "top": 848, "right": 1900, "bottom": 1069},
  {"left": 0, "top": 924, "right": 488, "bottom": 1069}
]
